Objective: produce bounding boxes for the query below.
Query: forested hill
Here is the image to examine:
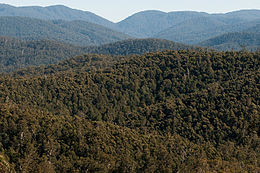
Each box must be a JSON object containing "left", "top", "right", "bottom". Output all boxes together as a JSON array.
[
  {"left": 0, "top": 50, "right": 259, "bottom": 172},
  {"left": 84, "top": 38, "right": 193, "bottom": 55},
  {"left": 0, "top": 36, "right": 84, "bottom": 72},
  {"left": 0, "top": 16, "right": 131, "bottom": 46},
  {"left": 0, "top": 37, "right": 192, "bottom": 73},
  {"left": 199, "top": 32, "right": 260, "bottom": 51}
]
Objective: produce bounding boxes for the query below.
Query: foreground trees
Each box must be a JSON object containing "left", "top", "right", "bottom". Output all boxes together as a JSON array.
[{"left": 0, "top": 50, "right": 259, "bottom": 172}]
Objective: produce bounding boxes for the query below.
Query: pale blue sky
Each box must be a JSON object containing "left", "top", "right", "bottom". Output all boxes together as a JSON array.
[{"left": 1, "top": 0, "right": 260, "bottom": 22}]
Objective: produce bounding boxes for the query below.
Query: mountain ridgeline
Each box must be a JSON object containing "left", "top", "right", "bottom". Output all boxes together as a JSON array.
[
  {"left": 0, "top": 4, "right": 115, "bottom": 28},
  {"left": 1, "top": 4, "right": 260, "bottom": 49},
  {"left": 0, "top": 50, "right": 259, "bottom": 172}
]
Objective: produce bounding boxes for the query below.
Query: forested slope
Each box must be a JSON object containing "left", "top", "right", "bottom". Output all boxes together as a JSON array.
[
  {"left": 0, "top": 50, "right": 259, "bottom": 172},
  {"left": 0, "top": 37, "right": 192, "bottom": 73},
  {"left": 200, "top": 32, "right": 260, "bottom": 51},
  {"left": 84, "top": 38, "right": 193, "bottom": 55},
  {"left": 0, "top": 36, "right": 85, "bottom": 72}
]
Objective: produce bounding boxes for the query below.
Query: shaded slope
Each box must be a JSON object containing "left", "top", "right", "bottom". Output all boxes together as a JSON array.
[
  {"left": 85, "top": 38, "right": 193, "bottom": 55},
  {"left": 0, "top": 36, "right": 85, "bottom": 72},
  {"left": 0, "top": 16, "right": 131, "bottom": 46},
  {"left": 200, "top": 32, "right": 260, "bottom": 51}
]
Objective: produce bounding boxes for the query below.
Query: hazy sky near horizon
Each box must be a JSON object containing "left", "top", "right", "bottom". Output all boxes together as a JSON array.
[{"left": 1, "top": 0, "right": 260, "bottom": 22}]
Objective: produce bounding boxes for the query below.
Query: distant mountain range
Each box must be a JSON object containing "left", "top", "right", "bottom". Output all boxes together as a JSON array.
[{"left": 0, "top": 4, "right": 260, "bottom": 49}]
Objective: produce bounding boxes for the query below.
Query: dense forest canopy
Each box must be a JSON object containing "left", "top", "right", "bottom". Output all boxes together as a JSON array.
[{"left": 0, "top": 49, "right": 259, "bottom": 172}]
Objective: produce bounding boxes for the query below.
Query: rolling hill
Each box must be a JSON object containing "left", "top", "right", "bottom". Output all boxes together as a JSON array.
[
  {"left": 0, "top": 37, "right": 192, "bottom": 73},
  {"left": 0, "top": 16, "right": 131, "bottom": 46},
  {"left": 0, "top": 36, "right": 86, "bottom": 72}
]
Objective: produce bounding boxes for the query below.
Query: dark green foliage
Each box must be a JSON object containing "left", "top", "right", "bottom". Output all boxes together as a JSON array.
[
  {"left": 0, "top": 50, "right": 259, "bottom": 172},
  {"left": 0, "top": 103, "right": 217, "bottom": 173},
  {"left": 0, "top": 36, "right": 84, "bottom": 72},
  {"left": 85, "top": 38, "right": 193, "bottom": 55},
  {"left": 0, "top": 37, "right": 191, "bottom": 73}
]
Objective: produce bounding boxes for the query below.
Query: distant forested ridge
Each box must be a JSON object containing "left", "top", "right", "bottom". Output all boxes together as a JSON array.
[
  {"left": 85, "top": 38, "right": 193, "bottom": 55},
  {"left": 0, "top": 50, "right": 259, "bottom": 172},
  {"left": 0, "top": 36, "right": 85, "bottom": 72},
  {"left": 0, "top": 37, "right": 192, "bottom": 73},
  {"left": 0, "top": 16, "right": 131, "bottom": 46},
  {"left": 199, "top": 23, "right": 260, "bottom": 51},
  {"left": 200, "top": 32, "right": 260, "bottom": 51}
]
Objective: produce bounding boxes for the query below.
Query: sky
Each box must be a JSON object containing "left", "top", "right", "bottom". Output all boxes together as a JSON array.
[{"left": 1, "top": 0, "right": 260, "bottom": 22}]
